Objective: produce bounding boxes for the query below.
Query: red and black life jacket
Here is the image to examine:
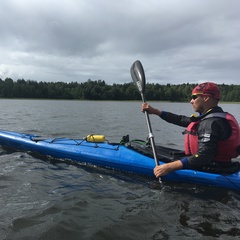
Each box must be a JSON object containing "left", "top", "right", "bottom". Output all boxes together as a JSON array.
[{"left": 184, "top": 112, "right": 240, "bottom": 162}]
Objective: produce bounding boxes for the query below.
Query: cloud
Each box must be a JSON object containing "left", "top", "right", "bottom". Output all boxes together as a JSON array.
[{"left": 0, "top": 0, "right": 240, "bottom": 84}]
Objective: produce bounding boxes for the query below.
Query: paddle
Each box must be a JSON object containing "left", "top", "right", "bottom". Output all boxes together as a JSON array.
[{"left": 130, "top": 60, "right": 162, "bottom": 183}]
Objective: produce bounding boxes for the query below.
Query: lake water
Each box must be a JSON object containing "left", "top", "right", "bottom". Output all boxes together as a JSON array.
[{"left": 0, "top": 100, "right": 240, "bottom": 240}]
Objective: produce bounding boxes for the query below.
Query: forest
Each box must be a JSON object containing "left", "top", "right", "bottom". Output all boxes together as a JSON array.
[{"left": 0, "top": 77, "right": 239, "bottom": 102}]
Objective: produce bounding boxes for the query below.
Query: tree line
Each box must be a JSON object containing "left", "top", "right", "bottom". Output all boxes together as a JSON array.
[{"left": 0, "top": 78, "right": 239, "bottom": 102}]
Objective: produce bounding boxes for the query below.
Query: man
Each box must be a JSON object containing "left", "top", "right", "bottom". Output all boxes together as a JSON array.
[{"left": 142, "top": 82, "right": 240, "bottom": 178}]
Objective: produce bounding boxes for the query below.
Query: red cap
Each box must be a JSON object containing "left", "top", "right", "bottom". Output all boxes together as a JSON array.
[{"left": 192, "top": 82, "right": 221, "bottom": 100}]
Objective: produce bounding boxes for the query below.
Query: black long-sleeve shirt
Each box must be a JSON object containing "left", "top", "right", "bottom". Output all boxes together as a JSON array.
[{"left": 160, "top": 106, "right": 232, "bottom": 170}]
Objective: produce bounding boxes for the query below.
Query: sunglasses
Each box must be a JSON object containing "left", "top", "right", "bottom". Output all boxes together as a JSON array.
[{"left": 191, "top": 95, "right": 201, "bottom": 100}]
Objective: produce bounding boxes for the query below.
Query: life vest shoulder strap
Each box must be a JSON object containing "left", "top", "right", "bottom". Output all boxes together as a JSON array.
[{"left": 201, "top": 112, "right": 227, "bottom": 120}]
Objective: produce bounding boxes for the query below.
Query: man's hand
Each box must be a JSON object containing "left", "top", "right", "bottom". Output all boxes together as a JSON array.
[
  {"left": 142, "top": 103, "right": 162, "bottom": 116},
  {"left": 154, "top": 160, "right": 183, "bottom": 177}
]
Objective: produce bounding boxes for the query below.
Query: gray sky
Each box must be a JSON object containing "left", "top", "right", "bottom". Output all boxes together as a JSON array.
[{"left": 0, "top": 0, "right": 240, "bottom": 85}]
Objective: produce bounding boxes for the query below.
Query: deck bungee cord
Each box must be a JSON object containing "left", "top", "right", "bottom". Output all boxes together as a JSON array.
[{"left": 29, "top": 133, "right": 123, "bottom": 151}]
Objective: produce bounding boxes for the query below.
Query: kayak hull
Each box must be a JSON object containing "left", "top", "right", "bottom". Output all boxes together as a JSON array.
[{"left": 0, "top": 130, "right": 239, "bottom": 191}]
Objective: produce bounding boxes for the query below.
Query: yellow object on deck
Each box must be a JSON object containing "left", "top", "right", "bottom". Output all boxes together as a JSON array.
[{"left": 86, "top": 135, "right": 105, "bottom": 143}]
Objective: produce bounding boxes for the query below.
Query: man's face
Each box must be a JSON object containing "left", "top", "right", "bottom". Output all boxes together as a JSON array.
[{"left": 190, "top": 94, "right": 205, "bottom": 114}]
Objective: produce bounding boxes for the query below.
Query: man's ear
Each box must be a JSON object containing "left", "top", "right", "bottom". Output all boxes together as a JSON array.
[{"left": 203, "top": 96, "right": 210, "bottom": 102}]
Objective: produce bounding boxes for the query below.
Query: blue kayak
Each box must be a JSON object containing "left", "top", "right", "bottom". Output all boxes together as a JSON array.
[{"left": 0, "top": 130, "right": 239, "bottom": 191}]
